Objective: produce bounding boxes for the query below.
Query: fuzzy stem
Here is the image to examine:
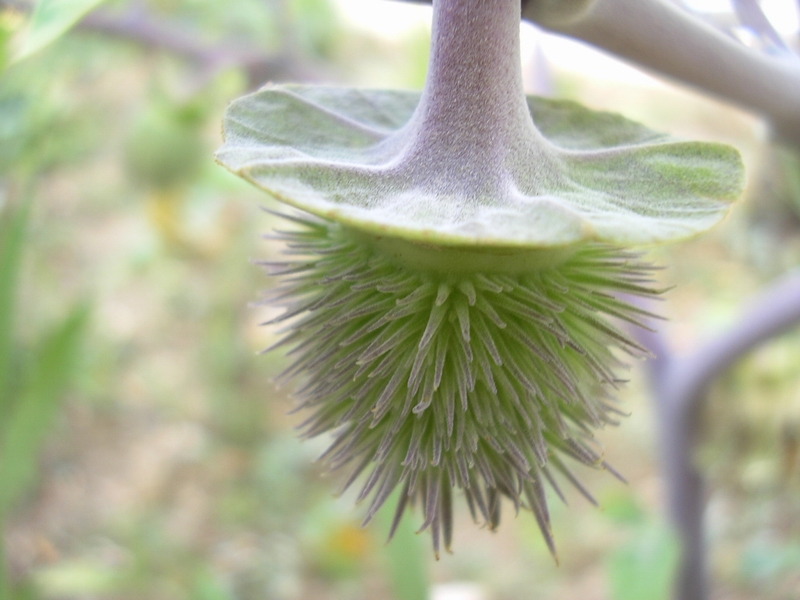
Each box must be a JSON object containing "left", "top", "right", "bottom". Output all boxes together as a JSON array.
[
  {"left": 421, "top": 0, "right": 529, "bottom": 141},
  {"left": 529, "top": 0, "right": 800, "bottom": 146},
  {"left": 399, "top": 0, "right": 800, "bottom": 146},
  {"left": 396, "top": 0, "right": 551, "bottom": 198}
]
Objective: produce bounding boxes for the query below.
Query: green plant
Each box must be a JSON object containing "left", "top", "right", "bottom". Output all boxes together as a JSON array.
[
  {"left": 10, "top": 0, "right": 110, "bottom": 63},
  {"left": 3, "top": 0, "right": 799, "bottom": 598},
  {"left": 216, "top": 0, "right": 743, "bottom": 558},
  {"left": 0, "top": 193, "right": 90, "bottom": 599}
]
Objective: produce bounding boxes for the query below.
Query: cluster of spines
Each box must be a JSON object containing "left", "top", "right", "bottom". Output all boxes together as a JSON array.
[{"left": 260, "top": 211, "right": 662, "bottom": 558}]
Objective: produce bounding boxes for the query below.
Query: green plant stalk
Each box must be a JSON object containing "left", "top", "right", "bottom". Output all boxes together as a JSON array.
[
  {"left": 0, "top": 292, "right": 89, "bottom": 599},
  {"left": 0, "top": 524, "right": 9, "bottom": 600},
  {"left": 0, "top": 303, "right": 90, "bottom": 515},
  {"left": 0, "top": 186, "right": 32, "bottom": 600},
  {"left": 0, "top": 189, "right": 32, "bottom": 406},
  {"left": 378, "top": 489, "right": 428, "bottom": 600}
]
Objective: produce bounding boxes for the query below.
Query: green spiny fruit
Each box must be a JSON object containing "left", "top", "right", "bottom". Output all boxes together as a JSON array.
[
  {"left": 125, "top": 100, "right": 206, "bottom": 191},
  {"left": 262, "top": 210, "right": 661, "bottom": 557},
  {"left": 217, "top": 0, "right": 743, "bottom": 557}
]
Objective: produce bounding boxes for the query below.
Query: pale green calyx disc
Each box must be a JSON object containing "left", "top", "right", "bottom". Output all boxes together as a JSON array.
[{"left": 216, "top": 84, "right": 745, "bottom": 248}]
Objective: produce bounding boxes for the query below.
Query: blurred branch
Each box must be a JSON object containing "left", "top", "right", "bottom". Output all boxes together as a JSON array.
[
  {"left": 732, "top": 0, "right": 793, "bottom": 54},
  {"left": 393, "top": 0, "right": 800, "bottom": 146},
  {"left": 1, "top": 1, "right": 304, "bottom": 88},
  {"left": 655, "top": 268, "right": 800, "bottom": 429},
  {"left": 532, "top": 0, "right": 800, "bottom": 146},
  {"left": 636, "top": 269, "right": 800, "bottom": 600}
]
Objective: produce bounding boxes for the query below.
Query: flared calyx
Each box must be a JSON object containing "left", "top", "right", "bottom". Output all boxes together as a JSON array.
[
  {"left": 216, "top": 0, "right": 744, "bottom": 248},
  {"left": 216, "top": 0, "right": 745, "bottom": 557},
  {"left": 218, "top": 84, "right": 742, "bottom": 246}
]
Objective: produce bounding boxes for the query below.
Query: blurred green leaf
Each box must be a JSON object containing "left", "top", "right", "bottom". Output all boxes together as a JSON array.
[
  {"left": 608, "top": 522, "right": 680, "bottom": 600},
  {"left": 289, "top": 0, "right": 339, "bottom": 58},
  {"left": 0, "top": 537, "right": 7, "bottom": 600},
  {"left": 0, "top": 66, "right": 96, "bottom": 174},
  {"left": 33, "top": 561, "right": 119, "bottom": 597},
  {"left": 600, "top": 490, "right": 645, "bottom": 527},
  {"left": 0, "top": 302, "right": 90, "bottom": 515},
  {"left": 191, "top": 569, "right": 235, "bottom": 600},
  {"left": 740, "top": 539, "right": 800, "bottom": 584},
  {"left": 0, "top": 195, "right": 30, "bottom": 407},
  {"left": 377, "top": 494, "right": 429, "bottom": 600},
  {"left": 0, "top": 564, "right": 38, "bottom": 600},
  {"left": 0, "top": 196, "right": 30, "bottom": 600},
  {"left": 778, "top": 147, "right": 800, "bottom": 216},
  {"left": 12, "top": 0, "right": 110, "bottom": 63},
  {"left": 125, "top": 101, "right": 207, "bottom": 191},
  {"left": 0, "top": 19, "right": 14, "bottom": 72}
]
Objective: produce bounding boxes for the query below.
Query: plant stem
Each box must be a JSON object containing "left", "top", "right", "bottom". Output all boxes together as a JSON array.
[
  {"left": 397, "top": 0, "right": 800, "bottom": 146},
  {"left": 637, "top": 269, "right": 800, "bottom": 600},
  {"left": 653, "top": 369, "right": 709, "bottom": 600},
  {"left": 0, "top": 523, "right": 10, "bottom": 600},
  {"left": 420, "top": 0, "right": 528, "bottom": 139},
  {"left": 397, "top": 0, "right": 555, "bottom": 199},
  {"left": 528, "top": 0, "right": 800, "bottom": 146}
]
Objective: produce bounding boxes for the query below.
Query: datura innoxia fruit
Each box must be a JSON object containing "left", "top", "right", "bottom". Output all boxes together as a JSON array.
[{"left": 216, "top": 0, "right": 744, "bottom": 557}]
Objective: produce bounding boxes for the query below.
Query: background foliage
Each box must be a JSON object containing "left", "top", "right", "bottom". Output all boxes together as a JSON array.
[{"left": 0, "top": 1, "right": 799, "bottom": 599}]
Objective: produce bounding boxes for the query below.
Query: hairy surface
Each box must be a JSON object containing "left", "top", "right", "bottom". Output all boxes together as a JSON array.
[{"left": 262, "top": 211, "right": 662, "bottom": 558}]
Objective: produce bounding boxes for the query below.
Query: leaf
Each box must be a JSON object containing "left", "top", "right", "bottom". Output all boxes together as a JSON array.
[
  {"left": 191, "top": 568, "right": 236, "bottom": 600},
  {"left": 0, "top": 303, "right": 90, "bottom": 516},
  {"left": 377, "top": 493, "right": 429, "bottom": 600},
  {"left": 0, "top": 196, "right": 30, "bottom": 408},
  {"left": 216, "top": 85, "right": 745, "bottom": 248},
  {"left": 32, "top": 561, "right": 120, "bottom": 597},
  {"left": 607, "top": 522, "right": 680, "bottom": 600},
  {"left": 12, "top": 0, "right": 110, "bottom": 63},
  {"left": 0, "top": 21, "right": 13, "bottom": 73},
  {"left": 778, "top": 147, "right": 800, "bottom": 216}
]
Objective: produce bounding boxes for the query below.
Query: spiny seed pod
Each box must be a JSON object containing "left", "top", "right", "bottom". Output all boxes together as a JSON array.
[
  {"left": 262, "top": 210, "right": 662, "bottom": 556},
  {"left": 216, "top": 0, "right": 744, "bottom": 557}
]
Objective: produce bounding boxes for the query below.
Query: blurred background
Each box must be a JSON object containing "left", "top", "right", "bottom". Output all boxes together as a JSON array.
[{"left": 0, "top": 0, "right": 799, "bottom": 598}]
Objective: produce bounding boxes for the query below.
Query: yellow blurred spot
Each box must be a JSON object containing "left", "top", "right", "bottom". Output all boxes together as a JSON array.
[
  {"left": 147, "top": 189, "right": 186, "bottom": 247},
  {"left": 0, "top": 6, "right": 25, "bottom": 30},
  {"left": 145, "top": 189, "right": 227, "bottom": 258},
  {"left": 324, "top": 523, "right": 371, "bottom": 559}
]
